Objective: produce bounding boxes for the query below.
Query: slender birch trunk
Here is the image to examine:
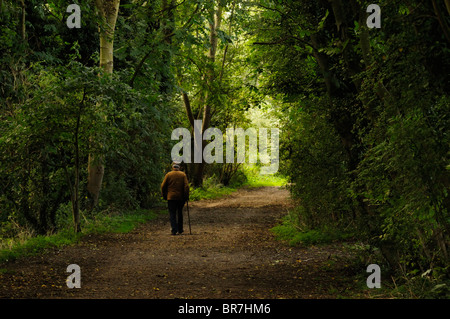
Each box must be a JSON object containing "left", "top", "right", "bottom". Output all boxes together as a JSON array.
[{"left": 87, "top": 0, "right": 120, "bottom": 210}]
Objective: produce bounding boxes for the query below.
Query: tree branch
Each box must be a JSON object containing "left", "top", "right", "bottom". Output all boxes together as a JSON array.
[
  {"left": 253, "top": 35, "right": 315, "bottom": 50},
  {"left": 129, "top": 50, "right": 152, "bottom": 87},
  {"left": 182, "top": 91, "right": 195, "bottom": 129},
  {"left": 431, "top": 0, "right": 450, "bottom": 43}
]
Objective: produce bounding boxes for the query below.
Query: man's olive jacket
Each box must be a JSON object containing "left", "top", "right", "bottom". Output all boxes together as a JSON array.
[{"left": 161, "top": 170, "right": 189, "bottom": 201}]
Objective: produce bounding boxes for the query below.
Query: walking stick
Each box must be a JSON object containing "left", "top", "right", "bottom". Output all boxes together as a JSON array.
[{"left": 186, "top": 200, "right": 192, "bottom": 235}]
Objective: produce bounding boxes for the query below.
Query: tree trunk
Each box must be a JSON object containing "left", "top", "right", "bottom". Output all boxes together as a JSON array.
[
  {"left": 191, "top": 1, "right": 223, "bottom": 187},
  {"left": 201, "top": 2, "right": 222, "bottom": 133},
  {"left": 20, "top": 0, "right": 26, "bottom": 41},
  {"left": 96, "top": 0, "right": 120, "bottom": 73},
  {"left": 432, "top": 0, "right": 450, "bottom": 43},
  {"left": 73, "top": 100, "right": 82, "bottom": 233},
  {"left": 312, "top": 1, "right": 370, "bottom": 219},
  {"left": 87, "top": 0, "right": 120, "bottom": 210},
  {"left": 160, "top": 0, "right": 175, "bottom": 94}
]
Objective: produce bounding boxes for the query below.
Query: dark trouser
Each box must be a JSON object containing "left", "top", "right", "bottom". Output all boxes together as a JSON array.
[{"left": 168, "top": 200, "right": 185, "bottom": 234}]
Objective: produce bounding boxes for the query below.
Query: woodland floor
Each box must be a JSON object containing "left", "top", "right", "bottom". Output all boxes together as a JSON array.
[{"left": 0, "top": 186, "right": 368, "bottom": 299}]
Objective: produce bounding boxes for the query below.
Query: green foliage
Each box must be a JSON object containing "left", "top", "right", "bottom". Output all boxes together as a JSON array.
[
  {"left": 241, "top": 165, "right": 287, "bottom": 188},
  {"left": 82, "top": 210, "right": 159, "bottom": 235},
  {"left": 250, "top": 0, "right": 450, "bottom": 286},
  {"left": 189, "top": 180, "right": 238, "bottom": 202},
  {"left": 0, "top": 228, "right": 81, "bottom": 263},
  {"left": 1, "top": 59, "right": 98, "bottom": 234},
  {"left": 1, "top": 0, "right": 449, "bottom": 299},
  {"left": 279, "top": 98, "right": 354, "bottom": 229},
  {"left": 1, "top": 55, "right": 172, "bottom": 235},
  {"left": 0, "top": 209, "right": 159, "bottom": 263},
  {"left": 271, "top": 207, "right": 354, "bottom": 246},
  {"left": 189, "top": 164, "right": 286, "bottom": 201},
  {"left": 97, "top": 69, "right": 174, "bottom": 210}
]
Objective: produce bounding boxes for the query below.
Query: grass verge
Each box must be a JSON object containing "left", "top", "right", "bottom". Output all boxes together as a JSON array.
[
  {"left": 270, "top": 209, "right": 354, "bottom": 246},
  {"left": 0, "top": 209, "right": 160, "bottom": 263},
  {"left": 190, "top": 164, "right": 287, "bottom": 201}
]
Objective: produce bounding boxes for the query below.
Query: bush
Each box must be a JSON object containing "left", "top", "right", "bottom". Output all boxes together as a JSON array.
[
  {"left": 0, "top": 209, "right": 159, "bottom": 263},
  {"left": 271, "top": 207, "right": 354, "bottom": 246},
  {"left": 280, "top": 99, "right": 354, "bottom": 230}
]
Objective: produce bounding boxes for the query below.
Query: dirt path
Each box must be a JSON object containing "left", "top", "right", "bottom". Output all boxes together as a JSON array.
[{"left": 0, "top": 187, "right": 360, "bottom": 299}]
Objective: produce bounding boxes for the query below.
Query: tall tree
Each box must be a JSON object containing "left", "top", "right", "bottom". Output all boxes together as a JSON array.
[
  {"left": 87, "top": 0, "right": 121, "bottom": 211},
  {"left": 176, "top": 0, "right": 226, "bottom": 186},
  {"left": 250, "top": 0, "right": 450, "bottom": 271},
  {"left": 192, "top": 0, "right": 224, "bottom": 186}
]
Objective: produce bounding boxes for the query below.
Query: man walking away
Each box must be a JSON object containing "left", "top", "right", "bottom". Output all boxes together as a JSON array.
[{"left": 161, "top": 163, "right": 190, "bottom": 235}]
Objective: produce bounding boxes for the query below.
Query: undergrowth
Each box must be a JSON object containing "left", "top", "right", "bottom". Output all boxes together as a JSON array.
[
  {"left": 272, "top": 207, "right": 450, "bottom": 299},
  {"left": 271, "top": 208, "right": 354, "bottom": 246},
  {"left": 190, "top": 164, "right": 287, "bottom": 201},
  {"left": 1, "top": 164, "right": 286, "bottom": 263},
  {"left": 0, "top": 209, "right": 159, "bottom": 263}
]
